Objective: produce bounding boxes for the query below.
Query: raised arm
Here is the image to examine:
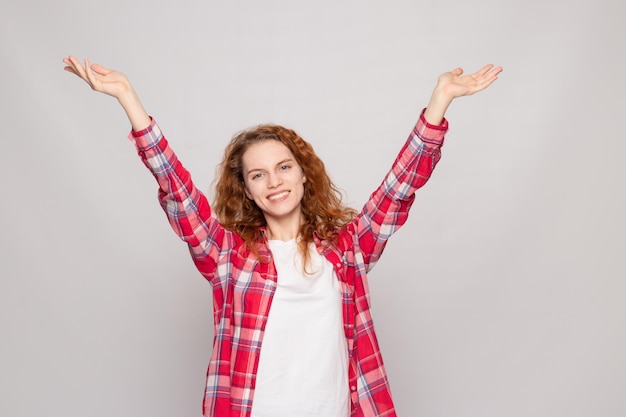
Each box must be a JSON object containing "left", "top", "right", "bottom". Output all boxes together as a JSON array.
[
  {"left": 63, "top": 55, "right": 151, "bottom": 131},
  {"left": 62, "top": 55, "right": 230, "bottom": 278},
  {"left": 424, "top": 64, "right": 503, "bottom": 125},
  {"left": 354, "top": 64, "right": 502, "bottom": 269}
]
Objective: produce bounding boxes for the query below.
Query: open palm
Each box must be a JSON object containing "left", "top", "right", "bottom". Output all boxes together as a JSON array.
[
  {"left": 63, "top": 56, "right": 132, "bottom": 99},
  {"left": 437, "top": 64, "right": 503, "bottom": 99}
]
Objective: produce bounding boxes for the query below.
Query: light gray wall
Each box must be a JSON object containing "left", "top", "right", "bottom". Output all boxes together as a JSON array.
[{"left": 1, "top": 1, "right": 625, "bottom": 416}]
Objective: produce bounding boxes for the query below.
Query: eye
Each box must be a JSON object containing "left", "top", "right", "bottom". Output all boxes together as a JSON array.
[
  {"left": 279, "top": 164, "right": 291, "bottom": 171},
  {"left": 250, "top": 172, "right": 264, "bottom": 180}
]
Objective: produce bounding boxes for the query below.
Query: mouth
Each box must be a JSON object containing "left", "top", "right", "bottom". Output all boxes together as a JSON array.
[{"left": 267, "top": 191, "right": 290, "bottom": 201}]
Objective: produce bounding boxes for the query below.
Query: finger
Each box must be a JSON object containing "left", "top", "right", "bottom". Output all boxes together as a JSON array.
[
  {"left": 68, "top": 55, "right": 88, "bottom": 79},
  {"left": 473, "top": 66, "right": 502, "bottom": 88},
  {"left": 68, "top": 55, "right": 83, "bottom": 70},
  {"left": 475, "top": 64, "right": 495, "bottom": 76},
  {"left": 473, "top": 75, "right": 500, "bottom": 93},
  {"left": 84, "top": 58, "right": 98, "bottom": 87},
  {"left": 63, "top": 56, "right": 77, "bottom": 72},
  {"left": 63, "top": 57, "right": 81, "bottom": 74},
  {"left": 63, "top": 66, "right": 78, "bottom": 75},
  {"left": 62, "top": 58, "right": 75, "bottom": 73},
  {"left": 482, "top": 67, "right": 502, "bottom": 84},
  {"left": 489, "top": 65, "right": 503, "bottom": 77}
]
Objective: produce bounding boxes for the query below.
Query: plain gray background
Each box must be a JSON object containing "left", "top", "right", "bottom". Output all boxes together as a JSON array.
[{"left": 1, "top": 0, "right": 625, "bottom": 416}]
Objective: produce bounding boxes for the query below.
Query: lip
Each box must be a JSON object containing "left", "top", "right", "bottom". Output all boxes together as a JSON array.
[{"left": 267, "top": 190, "right": 290, "bottom": 201}]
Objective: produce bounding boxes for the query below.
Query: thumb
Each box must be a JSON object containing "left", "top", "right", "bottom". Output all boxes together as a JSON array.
[{"left": 90, "top": 63, "right": 111, "bottom": 76}]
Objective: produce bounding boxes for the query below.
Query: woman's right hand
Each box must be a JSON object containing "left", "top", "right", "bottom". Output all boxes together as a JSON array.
[
  {"left": 63, "top": 55, "right": 151, "bottom": 131},
  {"left": 63, "top": 56, "right": 133, "bottom": 100}
]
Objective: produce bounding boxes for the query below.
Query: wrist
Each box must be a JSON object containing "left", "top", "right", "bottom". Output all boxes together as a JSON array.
[
  {"left": 116, "top": 87, "right": 140, "bottom": 107},
  {"left": 429, "top": 86, "right": 454, "bottom": 107},
  {"left": 424, "top": 90, "right": 453, "bottom": 126},
  {"left": 117, "top": 88, "right": 150, "bottom": 132}
]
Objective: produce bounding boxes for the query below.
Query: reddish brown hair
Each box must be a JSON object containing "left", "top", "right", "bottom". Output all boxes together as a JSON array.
[{"left": 213, "top": 124, "right": 357, "bottom": 266}]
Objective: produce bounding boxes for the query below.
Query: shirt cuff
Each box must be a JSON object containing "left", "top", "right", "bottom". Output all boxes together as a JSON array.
[
  {"left": 127, "top": 117, "right": 162, "bottom": 151},
  {"left": 416, "top": 108, "right": 448, "bottom": 147}
]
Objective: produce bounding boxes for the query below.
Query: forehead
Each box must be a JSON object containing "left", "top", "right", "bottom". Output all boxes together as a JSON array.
[{"left": 242, "top": 140, "right": 296, "bottom": 169}]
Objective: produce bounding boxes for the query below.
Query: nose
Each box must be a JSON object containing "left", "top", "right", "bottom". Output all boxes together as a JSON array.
[{"left": 267, "top": 172, "right": 283, "bottom": 188}]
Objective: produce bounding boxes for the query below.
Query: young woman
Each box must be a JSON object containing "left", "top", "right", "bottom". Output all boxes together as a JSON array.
[{"left": 63, "top": 56, "right": 501, "bottom": 417}]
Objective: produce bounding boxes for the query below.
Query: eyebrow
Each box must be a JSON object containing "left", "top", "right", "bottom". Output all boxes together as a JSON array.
[{"left": 246, "top": 158, "right": 294, "bottom": 176}]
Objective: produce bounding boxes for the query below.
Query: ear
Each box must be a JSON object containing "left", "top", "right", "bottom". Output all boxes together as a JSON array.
[{"left": 302, "top": 174, "right": 307, "bottom": 184}]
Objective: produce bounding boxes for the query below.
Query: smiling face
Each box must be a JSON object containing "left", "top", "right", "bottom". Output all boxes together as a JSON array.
[{"left": 241, "top": 139, "right": 307, "bottom": 235}]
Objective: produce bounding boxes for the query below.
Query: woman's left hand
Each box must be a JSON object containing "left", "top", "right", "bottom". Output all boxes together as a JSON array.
[
  {"left": 435, "top": 64, "right": 503, "bottom": 100},
  {"left": 424, "top": 64, "right": 503, "bottom": 125}
]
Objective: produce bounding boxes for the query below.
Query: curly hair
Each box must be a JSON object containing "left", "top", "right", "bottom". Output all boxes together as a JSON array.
[{"left": 213, "top": 124, "right": 357, "bottom": 268}]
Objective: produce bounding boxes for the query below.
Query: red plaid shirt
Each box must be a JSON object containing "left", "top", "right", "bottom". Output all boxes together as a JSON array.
[{"left": 130, "top": 110, "right": 447, "bottom": 417}]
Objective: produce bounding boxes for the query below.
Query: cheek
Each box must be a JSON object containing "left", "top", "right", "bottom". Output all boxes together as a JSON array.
[{"left": 243, "top": 182, "right": 254, "bottom": 199}]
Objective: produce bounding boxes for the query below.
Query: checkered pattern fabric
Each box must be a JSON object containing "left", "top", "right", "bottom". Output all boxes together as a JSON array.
[{"left": 129, "top": 110, "right": 447, "bottom": 417}]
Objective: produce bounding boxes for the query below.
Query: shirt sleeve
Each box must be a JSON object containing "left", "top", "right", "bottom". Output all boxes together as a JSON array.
[
  {"left": 128, "top": 118, "right": 228, "bottom": 274},
  {"left": 354, "top": 109, "right": 448, "bottom": 271}
]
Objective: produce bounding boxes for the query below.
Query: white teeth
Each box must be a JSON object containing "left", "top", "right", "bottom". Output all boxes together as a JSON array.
[{"left": 268, "top": 191, "right": 289, "bottom": 201}]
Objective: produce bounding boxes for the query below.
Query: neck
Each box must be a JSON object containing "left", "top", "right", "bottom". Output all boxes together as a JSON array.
[{"left": 265, "top": 215, "right": 302, "bottom": 242}]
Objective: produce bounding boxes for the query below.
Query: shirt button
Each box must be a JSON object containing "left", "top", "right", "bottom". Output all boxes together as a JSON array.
[
  {"left": 336, "top": 263, "right": 342, "bottom": 268},
  {"left": 350, "top": 385, "right": 357, "bottom": 392}
]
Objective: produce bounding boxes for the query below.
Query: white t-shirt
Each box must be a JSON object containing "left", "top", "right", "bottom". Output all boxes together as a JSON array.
[{"left": 250, "top": 239, "right": 350, "bottom": 417}]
